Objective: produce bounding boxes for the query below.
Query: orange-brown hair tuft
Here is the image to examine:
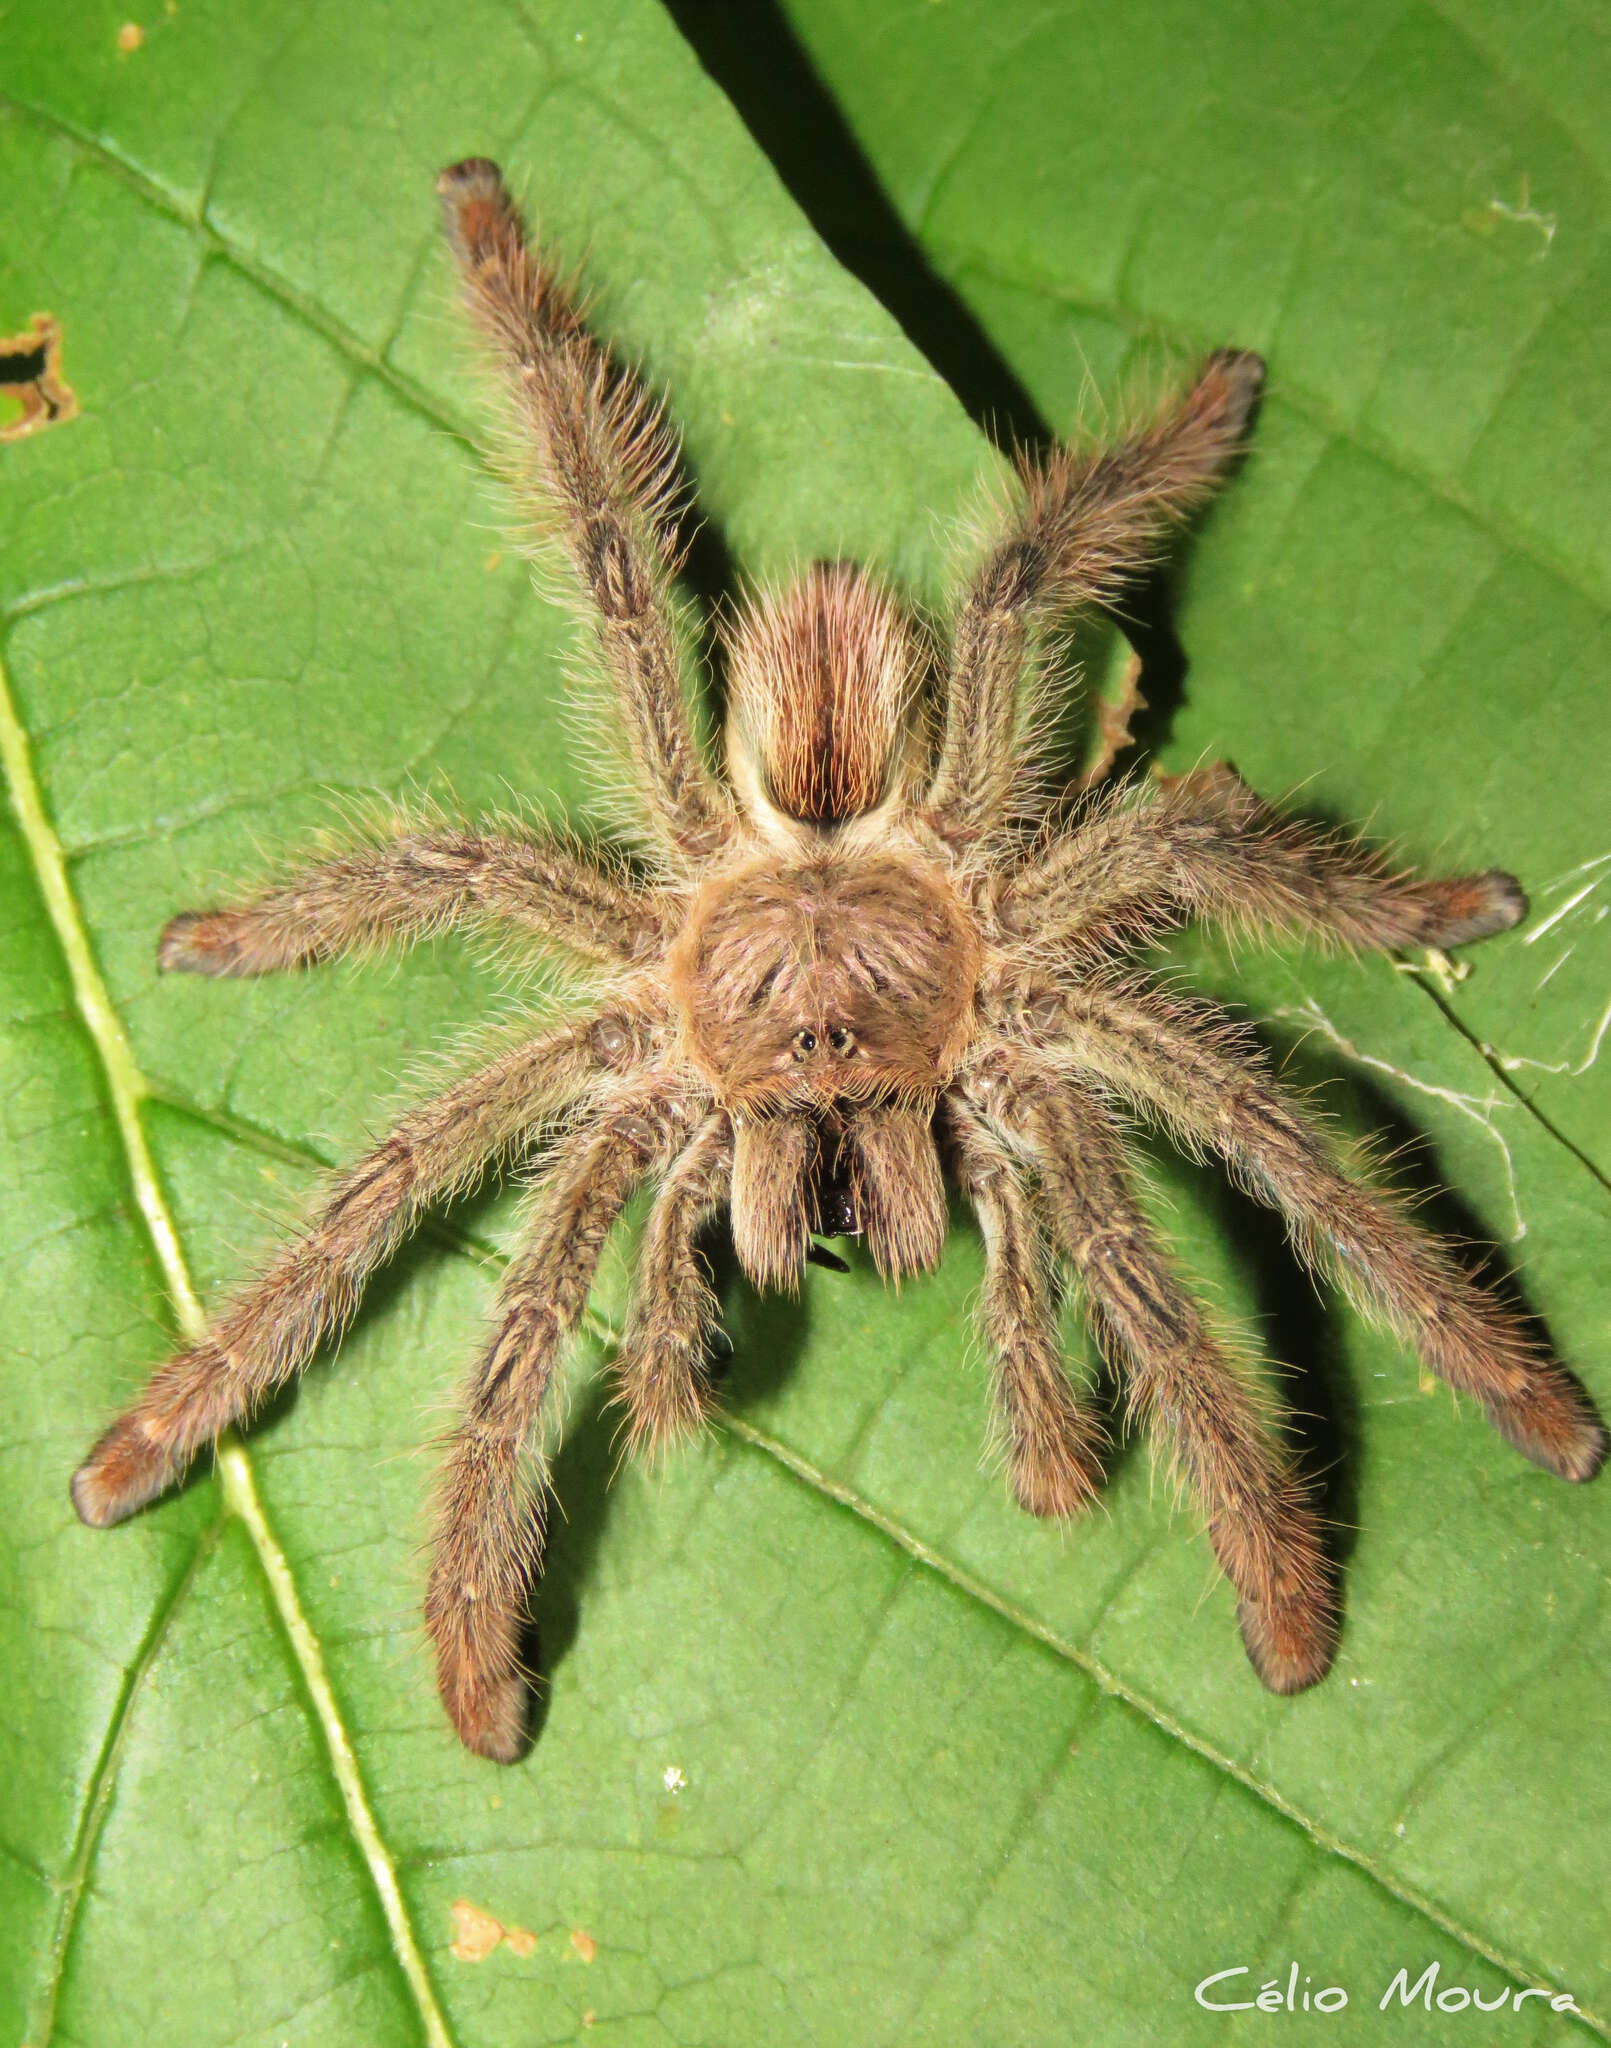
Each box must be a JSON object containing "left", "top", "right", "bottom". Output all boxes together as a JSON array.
[{"left": 725, "top": 562, "right": 919, "bottom": 826}]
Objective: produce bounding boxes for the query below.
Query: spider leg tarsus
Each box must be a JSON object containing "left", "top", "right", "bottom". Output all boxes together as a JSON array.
[
  {"left": 1484, "top": 1384, "right": 1608, "bottom": 1484},
  {"left": 1199, "top": 347, "right": 1266, "bottom": 440},
  {"left": 1414, "top": 868, "right": 1527, "bottom": 948},
  {"left": 437, "top": 155, "right": 501, "bottom": 195},
  {"left": 464, "top": 1682, "right": 530, "bottom": 1764},
  {"left": 157, "top": 908, "right": 250, "bottom": 976},
  {"left": 71, "top": 1340, "right": 234, "bottom": 1525},
  {"left": 70, "top": 1411, "right": 177, "bottom": 1526},
  {"left": 435, "top": 156, "right": 508, "bottom": 256},
  {"left": 1236, "top": 1578, "right": 1338, "bottom": 1696},
  {"left": 1008, "top": 1416, "right": 1106, "bottom": 1522}
]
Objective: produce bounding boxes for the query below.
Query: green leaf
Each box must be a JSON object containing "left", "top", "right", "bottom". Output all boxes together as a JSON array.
[{"left": 1, "top": 3, "right": 1606, "bottom": 2045}]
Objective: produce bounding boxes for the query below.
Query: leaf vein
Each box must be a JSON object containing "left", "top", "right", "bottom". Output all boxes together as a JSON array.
[
  {"left": 21, "top": 1529, "right": 217, "bottom": 2048},
  {"left": 922, "top": 238, "right": 1611, "bottom": 614},
  {"left": 720, "top": 1414, "right": 1608, "bottom": 2037},
  {"left": 0, "top": 648, "right": 458, "bottom": 2048}
]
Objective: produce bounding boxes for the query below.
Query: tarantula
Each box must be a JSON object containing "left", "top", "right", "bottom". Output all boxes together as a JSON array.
[{"left": 73, "top": 159, "right": 1605, "bottom": 1761}]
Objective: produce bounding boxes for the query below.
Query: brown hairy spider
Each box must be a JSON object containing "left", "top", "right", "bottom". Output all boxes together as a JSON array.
[{"left": 73, "top": 160, "right": 1606, "bottom": 1761}]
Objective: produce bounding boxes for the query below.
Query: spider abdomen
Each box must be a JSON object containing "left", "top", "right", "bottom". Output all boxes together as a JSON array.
[{"left": 724, "top": 562, "right": 920, "bottom": 826}]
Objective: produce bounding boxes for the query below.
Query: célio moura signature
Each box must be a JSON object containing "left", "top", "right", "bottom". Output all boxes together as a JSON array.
[{"left": 1195, "top": 1960, "right": 1580, "bottom": 2017}]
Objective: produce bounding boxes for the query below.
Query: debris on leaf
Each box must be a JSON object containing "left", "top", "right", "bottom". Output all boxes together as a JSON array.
[
  {"left": 449, "top": 1900, "right": 503, "bottom": 1963},
  {"left": 1078, "top": 648, "right": 1148, "bottom": 791},
  {"left": 449, "top": 1898, "right": 539, "bottom": 1963},
  {"left": 1394, "top": 945, "right": 1471, "bottom": 996}
]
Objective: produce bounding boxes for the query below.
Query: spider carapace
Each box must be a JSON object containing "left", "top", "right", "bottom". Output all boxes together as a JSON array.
[{"left": 73, "top": 159, "right": 1605, "bottom": 1761}]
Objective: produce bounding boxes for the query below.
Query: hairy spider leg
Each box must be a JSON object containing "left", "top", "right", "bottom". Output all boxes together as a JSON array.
[
  {"left": 944, "top": 1096, "right": 1108, "bottom": 1518},
  {"left": 979, "top": 1049, "right": 1338, "bottom": 1692},
  {"left": 999, "top": 763, "right": 1527, "bottom": 963},
  {"left": 1050, "top": 984, "right": 1608, "bottom": 1483},
  {"left": 427, "top": 1076, "right": 700, "bottom": 1759},
  {"left": 158, "top": 827, "right": 669, "bottom": 976},
  {"left": 438, "top": 159, "right": 732, "bottom": 862},
  {"left": 611, "top": 1110, "right": 734, "bottom": 1459},
  {"left": 926, "top": 349, "right": 1266, "bottom": 843},
  {"left": 71, "top": 1021, "right": 610, "bottom": 1529}
]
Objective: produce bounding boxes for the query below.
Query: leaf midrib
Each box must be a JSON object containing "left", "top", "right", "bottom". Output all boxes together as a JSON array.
[{"left": 0, "top": 648, "right": 456, "bottom": 2048}]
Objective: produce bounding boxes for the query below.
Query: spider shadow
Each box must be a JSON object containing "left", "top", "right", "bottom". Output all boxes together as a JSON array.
[
  {"left": 662, "top": 0, "right": 1043, "bottom": 448},
  {"left": 512, "top": 1218, "right": 821, "bottom": 1745},
  {"left": 1213, "top": 1018, "right": 1569, "bottom": 1580},
  {"left": 702, "top": 1223, "right": 818, "bottom": 1412},
  {"left": 662, "top": 0, "right": 1210, "bottom": 775},
  {"left": 513, "top": 1375, "right": 626, "bottom": 1749}
]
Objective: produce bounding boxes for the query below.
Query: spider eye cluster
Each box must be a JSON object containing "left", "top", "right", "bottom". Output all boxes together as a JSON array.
[{"left": 790, "top": 1024, "right": 857, "bottom": 1061}]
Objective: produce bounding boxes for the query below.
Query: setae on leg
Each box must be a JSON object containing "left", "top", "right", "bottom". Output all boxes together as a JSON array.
[
  {"left": 972, "top": 1049, "right": 1337, "bottom": 1691},
  {"left": 159, "top": 825, "right": 670, "bottom": 976},
  {"left": 427, "top": 1078, "right": 698, "bottom": 1759},
  {"left": 438, "top": 158, "right": 732, "bottom": 862},
  {"left": 611, "top": 1110, "right": 734, "bottom": 1459},
  {"left": 1053, "top": 983, "right": 1607, "bottom": 1482},
  {"left": 72, "top": 1021, "right": 611, "bottom": 1528},
  {"left": 926, "top": 350, "right": 1265, "bottom": 842},
  {"left": 944, "top": 1094, "right": 1107, "bottom": 1519},
  {"left": 998, "top": 763, "right": 1526, "bottom": 962}
]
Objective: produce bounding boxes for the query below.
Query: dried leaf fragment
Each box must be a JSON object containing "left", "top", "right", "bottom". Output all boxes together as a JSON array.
[
  {"left": 1077, "top": 649, "right": 1148, "bottom": 792},
  {"left": 448, "top": 1897, "right": 540, "bottom": 1963},
  {"left": 0, "top": 313, "right": 78, "bottom": 441},
  {"left": 449, "top": 1899, "right": 504, "bottom": 1963}
]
